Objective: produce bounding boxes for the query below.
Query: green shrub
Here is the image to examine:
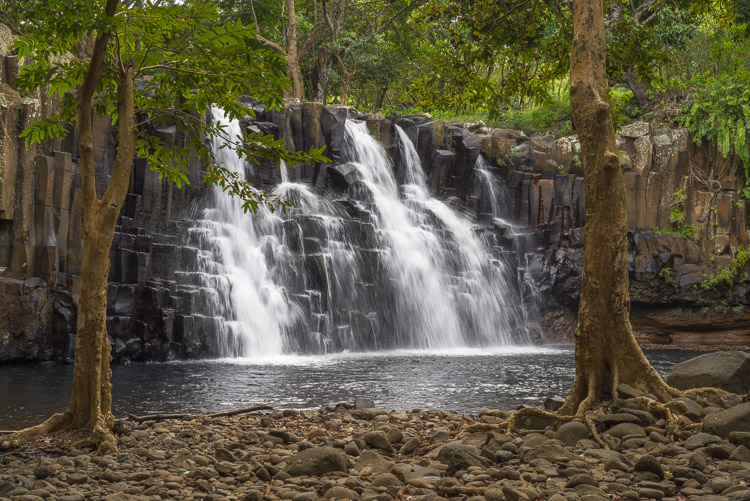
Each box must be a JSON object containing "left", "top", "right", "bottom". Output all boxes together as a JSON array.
[
  {"left": 678, "top": 71, "right": 750, "bottom": 176},
  {"left": 651, "top": 224, "right": 696, "bottom": 241},
  {"left": 489, "top": 101, "right": 571, "bottom": 136},
  {"left": 699, "top": 246, "right": 750, "bottom": 291}
]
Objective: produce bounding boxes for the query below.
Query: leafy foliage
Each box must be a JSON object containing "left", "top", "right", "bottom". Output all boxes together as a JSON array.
[
  {"left": 678, "top": 71, "right": 750, "bottom": 175},
  {"left": 699, "top": 246, "right": 750, "bottom": 290},
  {"left": 12, "top": 0, "right": 328, "bottom": 213}
]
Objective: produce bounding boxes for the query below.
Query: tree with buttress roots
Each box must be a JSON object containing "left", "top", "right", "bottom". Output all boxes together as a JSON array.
[
  {"left": 546, "top": 0, "right": 725, "bottom": 420},
  {"left": 2, "top": 0, "right": 326, "bottom": 452},
  {"left": 559, "top": 0, "right": 682, "bottom": 416},
  {"left": 413, "top": 0, "right": 727, "bottom": 423}
]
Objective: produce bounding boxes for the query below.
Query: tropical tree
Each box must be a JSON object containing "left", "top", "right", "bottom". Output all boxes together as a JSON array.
[
  {"left": 4, "top": 0, "right": 326, "bottom": 451},
  {"left": 560, "top": 0, "right": 681, "bottom": 414}
]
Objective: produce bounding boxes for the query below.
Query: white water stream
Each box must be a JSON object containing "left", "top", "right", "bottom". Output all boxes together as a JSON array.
[{"left": 183, "top": 110, "right": 534, "bottom": 357}]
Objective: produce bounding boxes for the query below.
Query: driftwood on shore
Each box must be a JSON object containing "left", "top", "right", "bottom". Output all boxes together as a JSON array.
[{"left": 126, "top": 403, "right": 274, "bottom": 423}]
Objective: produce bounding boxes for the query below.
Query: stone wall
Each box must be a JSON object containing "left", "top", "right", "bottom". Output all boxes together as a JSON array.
[{"left": 1, "top": 43, "right": 748, "bottom": 360}]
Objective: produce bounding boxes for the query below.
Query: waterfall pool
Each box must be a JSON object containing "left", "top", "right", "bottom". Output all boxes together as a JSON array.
[{"left": 0, "top": 346, "right": 702, "bottom": 430}]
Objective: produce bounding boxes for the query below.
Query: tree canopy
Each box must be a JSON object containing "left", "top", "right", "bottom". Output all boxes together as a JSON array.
[{"left": 11, "top": 0, "right": 328, "bottom": 212}]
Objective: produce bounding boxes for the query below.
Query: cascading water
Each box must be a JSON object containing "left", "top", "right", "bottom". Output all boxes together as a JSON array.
[
  {"left": 474, "top": 155, "right": 512, "bottom": 221},
  {"left": 472, "top": 154, "right": 542, "bottom": 338},
  {"left": 342, "top": 121, "right": 532, "bottom": 347},
  {"left": 182, "top": 110, "right": 535, "bottom": 357}
]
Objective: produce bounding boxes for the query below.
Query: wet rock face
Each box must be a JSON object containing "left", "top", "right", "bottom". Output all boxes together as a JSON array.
[{"left": 1, "top": 78, "right": 749, "bottom": 359}]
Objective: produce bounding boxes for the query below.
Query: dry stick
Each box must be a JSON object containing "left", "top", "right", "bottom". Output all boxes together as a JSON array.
[
  {"left": 457, "top": 422, "right": 506, "bottom": 435},
  {"left": 437, "top": 486, "right": 486, "bottom": 496},
  {"left": 126, "top": 404, "right": 273, "bottom": 423}
]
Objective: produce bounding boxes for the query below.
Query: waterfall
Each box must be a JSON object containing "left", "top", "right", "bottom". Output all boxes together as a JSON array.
[
  {"left": 343, "top": 121, "right": 532, "bottom": 348},
  {"left": 181, "top": 111, "right": 535, "bottom": 358}
]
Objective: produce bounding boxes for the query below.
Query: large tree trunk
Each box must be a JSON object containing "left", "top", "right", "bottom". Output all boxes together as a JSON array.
[
  {"left": 66, "top": 215, "right": 117, "bottom": 446},
  {"left": 559, "top": 0, "right": 679, "bottom": 416}
]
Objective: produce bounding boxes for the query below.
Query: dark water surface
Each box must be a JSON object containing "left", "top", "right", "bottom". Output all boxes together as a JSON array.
[{"left": 0, "top": 345, "right": 703, "bottom": 430}]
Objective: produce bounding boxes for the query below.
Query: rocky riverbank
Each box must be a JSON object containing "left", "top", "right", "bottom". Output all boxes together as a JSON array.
[{"left": 2, "top": 388, "right": 750, "bottom": 501}]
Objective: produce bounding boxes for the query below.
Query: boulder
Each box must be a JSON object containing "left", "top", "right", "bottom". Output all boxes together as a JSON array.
[
  {"left": 354, "top": 397, "right": 375, "bottom": 409},
  {"left": 436, "top": 442, "right": 486, "bottom": 474},
  {"left": 352, "top": 408, "right": 387, "bottom": 420},
  {"left": 284, "top": 446, "right": 348, "bottom": 477},
  {"left": 703, "top": 402, "right": 750, "bottom": 437},
  {"left": 618, "top": 122, "right": 650, "bottom": 139},
  {"left": 667, "top": 351, "right": 750, "bottom": 394},
  {"left": 391, "top": 463, "right": 441, "bottom": 484},
  {"left": 604, "top": 422, "right": 646, "bottom": 439},
  {"left": 328, "top": 163, "right": 361, "bottom": 190},
  {"left": 362, "top": 431, "right": 394, "bottom": 453},
  {"left": 672, "top": 397, "right": 704, "bottom": 421},
  {"left": 355, "top": 450, "right": 394, "bottom": 475},
  {"left": 554, "top": 421, "right": 591, "bottom": 446},
  {"left": 323, "top": 486, "right": 358, "bottom": 500},
  {"left": 633, "top": 455, "right": 665, "bottom": 479}
]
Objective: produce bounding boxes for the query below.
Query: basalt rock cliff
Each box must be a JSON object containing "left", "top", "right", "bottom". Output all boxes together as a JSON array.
[{"left": 1, "top": 48, "right": 748, "bottom": 361}]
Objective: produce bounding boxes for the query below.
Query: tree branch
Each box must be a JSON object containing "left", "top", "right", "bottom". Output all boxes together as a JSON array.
[
  {"left": 78, "top": 0, "right": 120, "bottom": 215},
  {"left": 100, "top": 60, "right": 138, "bottom": 221},
  {"left": 372, "top": 1, "right": 421, "bottom": 36},
  {"left": 249, "top": 0, "right": 287, "bottom": 54},
  {"left": 126, "top": 404, "right": 274, "bottom": 423}
]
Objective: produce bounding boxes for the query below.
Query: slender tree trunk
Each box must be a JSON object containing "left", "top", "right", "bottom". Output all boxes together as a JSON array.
[
  {"left": 66, "top": 219, "right": 116, "bottom": 445},
  {"left": 339, "top": 64, "right": 356, "bottom": 106},
  {"left": 285, "top": 56, "right": 305, "bottom": 100},
  {"left": 559, "top": 0, "right": 679, "bottom": 416},
  {"left": 312, "top": 49, "right": 331, "bottom": 103},
  {"left": 373, "top": 86, "right": 387, "bottom": 112},
  {"left": 285, "top": 0, "right": 305, "bottom": 99}
]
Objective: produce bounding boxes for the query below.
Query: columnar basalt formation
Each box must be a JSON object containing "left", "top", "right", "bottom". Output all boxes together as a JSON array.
[{"left": 1, "top": 41, "right": 748, "bottom": 360}]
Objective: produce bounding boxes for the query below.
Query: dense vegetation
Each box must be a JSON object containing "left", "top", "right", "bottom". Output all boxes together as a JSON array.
[
  {"left": 207, "top": 0, "right": 750, "bottom": 177},
  {"left": 4, "top": 1, "right": 749, "bottom": 153}
]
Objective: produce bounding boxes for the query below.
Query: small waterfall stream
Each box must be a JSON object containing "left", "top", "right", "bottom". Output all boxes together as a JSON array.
[{"left": 182, "top": 110, "right": 536, "bottom": 357}]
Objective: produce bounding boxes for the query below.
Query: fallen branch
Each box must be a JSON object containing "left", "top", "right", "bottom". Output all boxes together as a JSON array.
[{"left": 126, "top": 404, "right": 273, "bottom": 423}]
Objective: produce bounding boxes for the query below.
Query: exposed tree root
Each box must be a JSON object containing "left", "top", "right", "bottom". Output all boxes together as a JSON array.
[
  {"left": 683, "top": 387, "right": 729, "bottom": 408},
  {"left": 584, "top": 411, "right": 609, "bottom": 450},
  {"left": 457, "top": 423, "right": 506, "bottom": 435},
  {"left": 0, "top": 412, "right": 71, "bottom": 451},
  {"left": 631, "top": 397, "right": 701, "bottom": 441}
]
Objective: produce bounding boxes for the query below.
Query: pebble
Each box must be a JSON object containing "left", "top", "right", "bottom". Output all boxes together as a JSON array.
[{"left": 2, "top": 394, "right": 750, "bottom": 501}]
